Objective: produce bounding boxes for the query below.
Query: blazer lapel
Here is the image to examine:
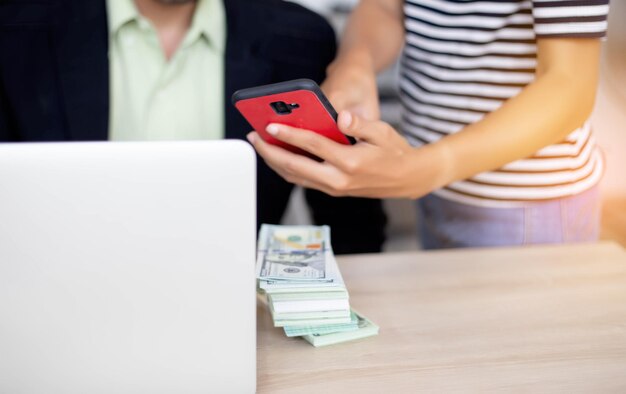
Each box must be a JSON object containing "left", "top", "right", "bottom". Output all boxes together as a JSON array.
[
  {"left": 223, "top": 0, "right": 273, "bottom": 140},
  {"left": 54, "top": 0, "right": 110, "bottom": 141}
]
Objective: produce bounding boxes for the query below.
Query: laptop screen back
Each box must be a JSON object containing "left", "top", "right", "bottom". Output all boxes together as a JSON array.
[{"left": 0, "top": 141, "right": 256, "bottom": 393}]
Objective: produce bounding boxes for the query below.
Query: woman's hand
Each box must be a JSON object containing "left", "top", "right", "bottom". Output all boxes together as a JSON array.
[{"left": 247, "top": 111, "right": 450, "bottom": 199}]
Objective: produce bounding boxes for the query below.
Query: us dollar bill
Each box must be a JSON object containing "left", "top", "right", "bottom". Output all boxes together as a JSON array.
[
  {"left": 303, "top": 310, "right": 379, "bottom": 347},
  {"left": 256, "top": 225, "right": 346, "bottom": 290},
  {"left": 258, "top": 225, "right": 329, "bottom": 282}
]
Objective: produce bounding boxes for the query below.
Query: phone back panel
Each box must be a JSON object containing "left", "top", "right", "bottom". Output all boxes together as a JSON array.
[{"left": 234, "top": 89, "right": 351, "bottom": 154}]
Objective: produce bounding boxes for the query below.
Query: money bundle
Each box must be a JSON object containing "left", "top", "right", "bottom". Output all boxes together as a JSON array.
[{"left": 257, "top": 224, "right": 378, "bottom": 347}]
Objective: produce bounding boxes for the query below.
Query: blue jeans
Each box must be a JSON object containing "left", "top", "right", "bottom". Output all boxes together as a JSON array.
[{"left": 416, "top": 185, "right": 601, "bottom": 249}]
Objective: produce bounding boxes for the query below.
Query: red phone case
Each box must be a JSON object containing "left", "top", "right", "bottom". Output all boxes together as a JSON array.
[{"left": 232, "top": 79, "right": 353, "bottom": 156}]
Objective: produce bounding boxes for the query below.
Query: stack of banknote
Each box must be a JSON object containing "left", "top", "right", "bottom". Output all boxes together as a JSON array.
[{"left": 257, "top": 224, "right": 378, "bottom": 347}]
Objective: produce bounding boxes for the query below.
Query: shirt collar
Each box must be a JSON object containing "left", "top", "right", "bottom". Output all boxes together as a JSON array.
[
  {"left": 106, "top": 0, "right": 139, "bottom": 37},
  {"left": 186, "top": 0, "right": 226, "bottom": 53}
]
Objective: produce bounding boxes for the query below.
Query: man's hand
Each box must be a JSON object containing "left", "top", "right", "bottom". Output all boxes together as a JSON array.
[
  {"left": 321, "top": 0, "right": 405, "bottom": 120},
  {"left": 322, "top": 50, "right": 380, "bottom": 120}
]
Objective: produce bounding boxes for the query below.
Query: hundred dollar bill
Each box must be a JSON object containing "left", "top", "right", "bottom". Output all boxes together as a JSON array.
[
  {"left": 273, "top": 315, "right": 352, "bottom": 328},
  {"left": 257, "top": 225, "right": 328, "bottom": 281},
  {"left": 283, "top": 310, "right": 360, "bottom": 337},
  {"left": 270, "top": 308, "right": 351, "bottom": 323},
  {"left": 268, "top": 291, "right": 349, "bottom": 302},
  {"left": 303, "top": 310, "right": 379, "bottom": 347},
  {"left": 256, "top": 225, "right": 346, "bottom": 291},
  {"left": 257, "top": 225, "right": 328, "bottom": 252}
]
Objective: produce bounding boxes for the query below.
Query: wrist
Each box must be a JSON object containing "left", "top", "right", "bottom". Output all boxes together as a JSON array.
[
  {"left": 405, "top": 141, "right": 456, "bottom": 199},
  {"left": 326, "top": 45, "right": 376, "bottom": 82},
  {"left": 323, "top": 46, "right": 379, "bottom": 116}
]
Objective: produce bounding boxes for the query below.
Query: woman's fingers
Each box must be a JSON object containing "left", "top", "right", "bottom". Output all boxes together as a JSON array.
[
  {"left": 264, "top": 124, "right": 347, "bottom": 166},
  {"left": 247, "top": 131, "right": 348, "bottom": 193}
]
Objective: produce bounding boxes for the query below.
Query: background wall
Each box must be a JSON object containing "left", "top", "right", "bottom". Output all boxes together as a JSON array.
[
  {"left": 284, "top": 0, "right": 626, "bottom": 249},
  {"left": 593, "top": 0, "right": 626, "bottom": 245}
]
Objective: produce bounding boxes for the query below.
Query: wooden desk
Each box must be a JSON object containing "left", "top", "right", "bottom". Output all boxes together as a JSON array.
[{"left": 257, "top": 242, "right": 626, "bottom": 393}]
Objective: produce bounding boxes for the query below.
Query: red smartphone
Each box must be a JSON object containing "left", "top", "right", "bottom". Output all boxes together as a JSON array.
[{"left": 232, "top": 79, "right": 355, "bottom": 155}]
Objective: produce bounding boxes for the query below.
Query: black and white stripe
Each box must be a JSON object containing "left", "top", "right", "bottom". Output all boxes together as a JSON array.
[{"left": 400, "top": 0, "right": 609, "bottom": 205}]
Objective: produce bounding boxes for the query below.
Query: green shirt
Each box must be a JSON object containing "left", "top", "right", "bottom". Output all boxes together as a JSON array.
[{"left": 107, "top": 0, "right": 225, "bottom": 141}]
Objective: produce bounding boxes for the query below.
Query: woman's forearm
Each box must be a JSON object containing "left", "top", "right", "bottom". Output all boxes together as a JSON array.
[{"left": 416, "top": 39, "right": 602, "bottom": 194}]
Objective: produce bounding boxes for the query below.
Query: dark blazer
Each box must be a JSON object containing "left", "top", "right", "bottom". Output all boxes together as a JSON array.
[{"left": 0, "top": 0, "right": 386, "bottom": 253}]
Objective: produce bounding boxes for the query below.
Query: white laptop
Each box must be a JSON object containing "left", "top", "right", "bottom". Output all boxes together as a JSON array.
[{"left": 0, "top": 141, "right": 256, "bottom": 393}]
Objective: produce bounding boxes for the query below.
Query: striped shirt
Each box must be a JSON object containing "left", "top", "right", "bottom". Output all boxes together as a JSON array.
[{"left": 399, "top": 0, "right": 610, "bottom": 206}]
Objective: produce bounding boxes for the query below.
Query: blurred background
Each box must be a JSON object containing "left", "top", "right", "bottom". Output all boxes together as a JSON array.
[{"left": 283, "top": 0, "right": 626, "bottom": 251}]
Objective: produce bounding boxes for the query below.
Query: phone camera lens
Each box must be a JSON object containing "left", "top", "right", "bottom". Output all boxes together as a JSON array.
[{"left": 270, "top": 101, "right": 297, "bottom": 115}]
